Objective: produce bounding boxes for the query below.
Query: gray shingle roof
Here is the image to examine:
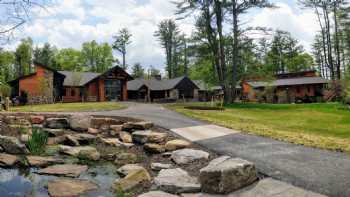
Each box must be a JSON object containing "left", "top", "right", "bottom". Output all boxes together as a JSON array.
[
  {"left": 58, "top": 71, "right": 100, "bottom": 86},
  {"left": 247, "top": 77, "right": 329, "bottom": 88},
  {"left": 127, "top": 76, "right": 195, "bottom": 91}
]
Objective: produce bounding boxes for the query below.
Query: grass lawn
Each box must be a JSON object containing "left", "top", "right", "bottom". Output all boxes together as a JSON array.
[
  {"left": 167, "top": 102, "right": 350, "bottom": 153},
  {"left": 9, "top": 102, "right": 125, "bottom": 112}
]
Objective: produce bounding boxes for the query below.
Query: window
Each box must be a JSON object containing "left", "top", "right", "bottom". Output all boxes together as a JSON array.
[
  {"left": 296, "top": 87, "right": 301, "bottom": 94},
  {"left": 71, "top": 89, "right": 75, "bottom": 96},
  {"left": 63, "top": 88, "right": 67, "bottom": 96},
  {"left": 307, "top": 86, "right": 311, "bottom": 93}
]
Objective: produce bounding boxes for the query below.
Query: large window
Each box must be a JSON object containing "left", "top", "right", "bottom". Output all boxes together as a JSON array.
[{"left": 105, "top": 79, "right": 122, "bottom": 101}]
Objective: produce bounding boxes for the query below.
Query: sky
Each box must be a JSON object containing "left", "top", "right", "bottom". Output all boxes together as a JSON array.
[{"left": 3, "top": 0, "right": 320, "bottom": 73}]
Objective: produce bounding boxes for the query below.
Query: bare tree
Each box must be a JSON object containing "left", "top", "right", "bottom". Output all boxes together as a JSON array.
[{"left": 0, "top": 0, "right": 50, "bottom": 42}]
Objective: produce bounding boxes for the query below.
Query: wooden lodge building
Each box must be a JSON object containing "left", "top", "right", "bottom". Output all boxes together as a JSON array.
[
  {"left": 9, "top": 62, "right": 132, "bottom": 104},
  {"left": 242, "top": 70, "right": 329, "bottom": 103},
  {"left": 127, "top": 76, "right": 200, "bottom": 102}
]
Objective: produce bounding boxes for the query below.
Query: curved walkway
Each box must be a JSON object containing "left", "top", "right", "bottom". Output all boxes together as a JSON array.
[{"left": 91, "top": 102, "right": 350, "bottom": 197}]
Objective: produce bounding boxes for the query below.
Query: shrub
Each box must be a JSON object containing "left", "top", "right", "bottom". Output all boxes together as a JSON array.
[
  {"left": 115, "top": 188, "right": 133, "bottom": 197},
  {"left": 27, "top": 128, "right": 48, "bottom": 155}
]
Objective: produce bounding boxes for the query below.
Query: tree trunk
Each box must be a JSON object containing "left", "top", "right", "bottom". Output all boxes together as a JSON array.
[
  {"left": 214, "top": 0, "right": 231, "bottom": 103},
  {"left": 333, "top": 2, "right": 341, "bottom": 79},
  {"left": 231, "top": 1, "right": 239, "bottom": 103}
]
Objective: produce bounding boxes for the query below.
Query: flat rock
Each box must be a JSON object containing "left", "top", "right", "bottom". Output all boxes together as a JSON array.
[
  {"left": 154, "top": 168, "right": 201, "bottom": 194},
  {"left": 132, "top": 130, "right": 168, "bottom": 144},
  {"left": 0, "top": 135, "right": 29, "bottom": 154},
  {"left": 112, "top": 168, "right": 151, "bottom": 191},
  {"left": 26, "top": 156, "right": 64, "bottom": 167},
  {"left": 138, "top": 191, "right": 178, "bottom": 197},
  {"left": 43, "top": 128, "right": 66, "bottom": 137},
  {"left": 91, "top": 118, "right": 123, "bottom": 129},
  {"left": 4, "top": 116, "right": 31, "bottom": 126},
  {"left": 130, "top": 121, "right": 154, "bottom": 130},
  {"left": 48, "top": 178, "right": 98, "bottom": 197},
  {"left": 30, "top": 115, "right": 45, "bottom": 124},
  {"left": 59, "top": 145, "right": 100, "bottom": 161},
  {"left": 151, "top": 163, "right": 173, "bottom": 171},
  {"left": 64, "top": 133, "right": 97, "bottom": 146},
  {"left": 64, "top": 135, "right": 80, "bottom": 146},
  {"left": 20, "top": 134, "right": 30, "bottom": 143},
  {"left": 47, "top": 136, "right": 66, "bottom": 145},
  {"left": 165, "top": 139, "right": 191, "bottom": 151},
  {"left": 199, "top": 156, "right": 257, "bottom": 194},
  {"left": 184, "top": 178, "right": 327, "bottom": 197},
  {"left": 87, "top": 128, "right": 100, "bottom": 134},
  {"left": 37, "top": 164, "right": 88, "bottom": 177},
  {"left": 119, "top": 131, "right": 133, "bottom": 143},
  {"left": 0, "top": 153, "right": 19, "bottom": 166},
  {"left": 171, "top": 149, "right": 209, "bottom": 165},
  {"left": 110, "top": 125, "right": 123, "bottom": 133},
  {"left": 69, "top": 114, "right": 92, "bottom": 131},
  {"left": 117, "top": 164, "right": 146, "bottom": 177},
  {"left": 144, "top": 143, "right": 166, "bottom": 153},
  {"left": 45, "top": 118, "right": 69, "bottom": 129},
  {"left": 114, "top": 153, "right": 138, "bottom": 165},
  {"left": 99, "top": 137, "right": 134, "bottom": 148}
]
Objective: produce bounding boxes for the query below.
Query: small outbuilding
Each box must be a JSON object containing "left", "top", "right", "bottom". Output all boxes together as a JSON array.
[{"left": 127, "top": 76, "right": 199, "bottom": 102}]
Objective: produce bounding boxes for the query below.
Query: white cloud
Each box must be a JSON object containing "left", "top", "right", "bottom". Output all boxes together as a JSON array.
[
  {"left": 250, "top": 3, "right": 319, "bottom": 51},
  {"left": 5, "top": 1, "right": 320, "bottom": 73}
]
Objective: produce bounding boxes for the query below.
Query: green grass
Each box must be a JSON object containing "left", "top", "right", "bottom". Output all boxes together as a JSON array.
[
  {"left": 27, "top": 128, "right": 48, "bottom": 155},
  {"left": 167, "top": 102, "right": 350, "bottom": 153},
  {"left": 9, "top": 102, "right": 125, "bottom": 112}
]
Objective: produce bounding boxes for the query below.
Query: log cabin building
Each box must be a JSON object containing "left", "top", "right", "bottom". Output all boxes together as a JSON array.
[
  {"left": 127, "top": 76, "right": 199, "bottom": 102},
  {"left": 242, "top": 70, "right": 329, "bottom": 103},
  {"left": 9, "top": 62, "right": 132, "bottom": 104}
]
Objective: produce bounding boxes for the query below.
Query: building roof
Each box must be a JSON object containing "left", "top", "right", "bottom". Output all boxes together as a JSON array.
[
  {"left": 128, "top": 76, "right": 198, "bottom": 91},
  {"left": 58, "top": 71, "right": 101, "bottom": 86},
  {"left": 247, "top": 76, "right": 329, "bottom": 88}
]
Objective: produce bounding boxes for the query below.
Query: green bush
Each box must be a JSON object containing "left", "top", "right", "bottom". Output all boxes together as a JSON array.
[{"left": 27, "top": 128, "right": 48, "bottom": 155}]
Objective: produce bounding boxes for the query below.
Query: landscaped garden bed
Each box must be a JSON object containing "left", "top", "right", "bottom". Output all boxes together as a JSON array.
[{"left": 0, "top": 112, "right": 263, "bottom": 197}]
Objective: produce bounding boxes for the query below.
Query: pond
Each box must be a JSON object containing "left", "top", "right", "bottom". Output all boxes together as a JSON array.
[{"left": 0, "top": 162, "right": 119, "bottom": 197}]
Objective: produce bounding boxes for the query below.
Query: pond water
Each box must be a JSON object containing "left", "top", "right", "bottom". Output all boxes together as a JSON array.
[{"left": 0, "top": 162, "right": 119, "bottom": 197}]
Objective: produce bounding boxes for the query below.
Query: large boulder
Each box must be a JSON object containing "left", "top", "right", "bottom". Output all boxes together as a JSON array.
[
  {"left": 48, "top": 178, "right": 98, "bottom": 197},
  {"left": 165, "top": 140, "right": 191, "bottom": 151},
  {"left": 0, "top": 153, "right": 20, "bottom": 167},
  {"left": 154, "top": 168, "right": 200, "bottom": 194},
  {"left": 117, "top": 164, "right": 146, "bottom": 177},
  {"left": 132, "top": 130, "right": 168, "bottom": 144},
  {"left": 199, "top": 156, "right": 257, "bottom": 194},
  {"left": 144, "top": 143, "right": 166, "bottom": 153},
  {"left": 112, "top": 168, "right": 151, "bottom": 191},
  {"left": 45, "top": 118, "right": 69, "bottom": 129},
  {"left": 59, "top": 145, "right": 100, "bottom": 161},
  {"left": 37, "top": 164, "right": 88, "bottom": 177},
  {"left": 0, "top": 135, "right": 29, "bottom": 154},
  {"left": 138, "top": 191, "right": 178, "bottom": 197},
  {"left": 69, "top": 114, "right": 92, "bottom": 131},
  {"left": 171, "top": 149, "right": 209, "bottom": 165},
  {"left": 26, "top": 156, "right": 64, "bottom": 167}
]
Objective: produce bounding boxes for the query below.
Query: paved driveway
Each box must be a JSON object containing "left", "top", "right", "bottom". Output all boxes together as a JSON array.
[{"left": 91, "top": 102, "right": 350, "bottom": 197}]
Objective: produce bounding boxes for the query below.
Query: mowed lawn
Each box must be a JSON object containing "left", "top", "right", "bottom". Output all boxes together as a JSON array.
[
  {"left": 9, "top": 102, "right": 125, "bottom": 112},
  {"left": 168, "top": 102, "right": 350, "bottom": 153}
]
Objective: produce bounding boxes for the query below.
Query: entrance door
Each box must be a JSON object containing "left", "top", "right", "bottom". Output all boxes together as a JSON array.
[{"left": 105, "top": 79, "right": 122, "bottom": 101}]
